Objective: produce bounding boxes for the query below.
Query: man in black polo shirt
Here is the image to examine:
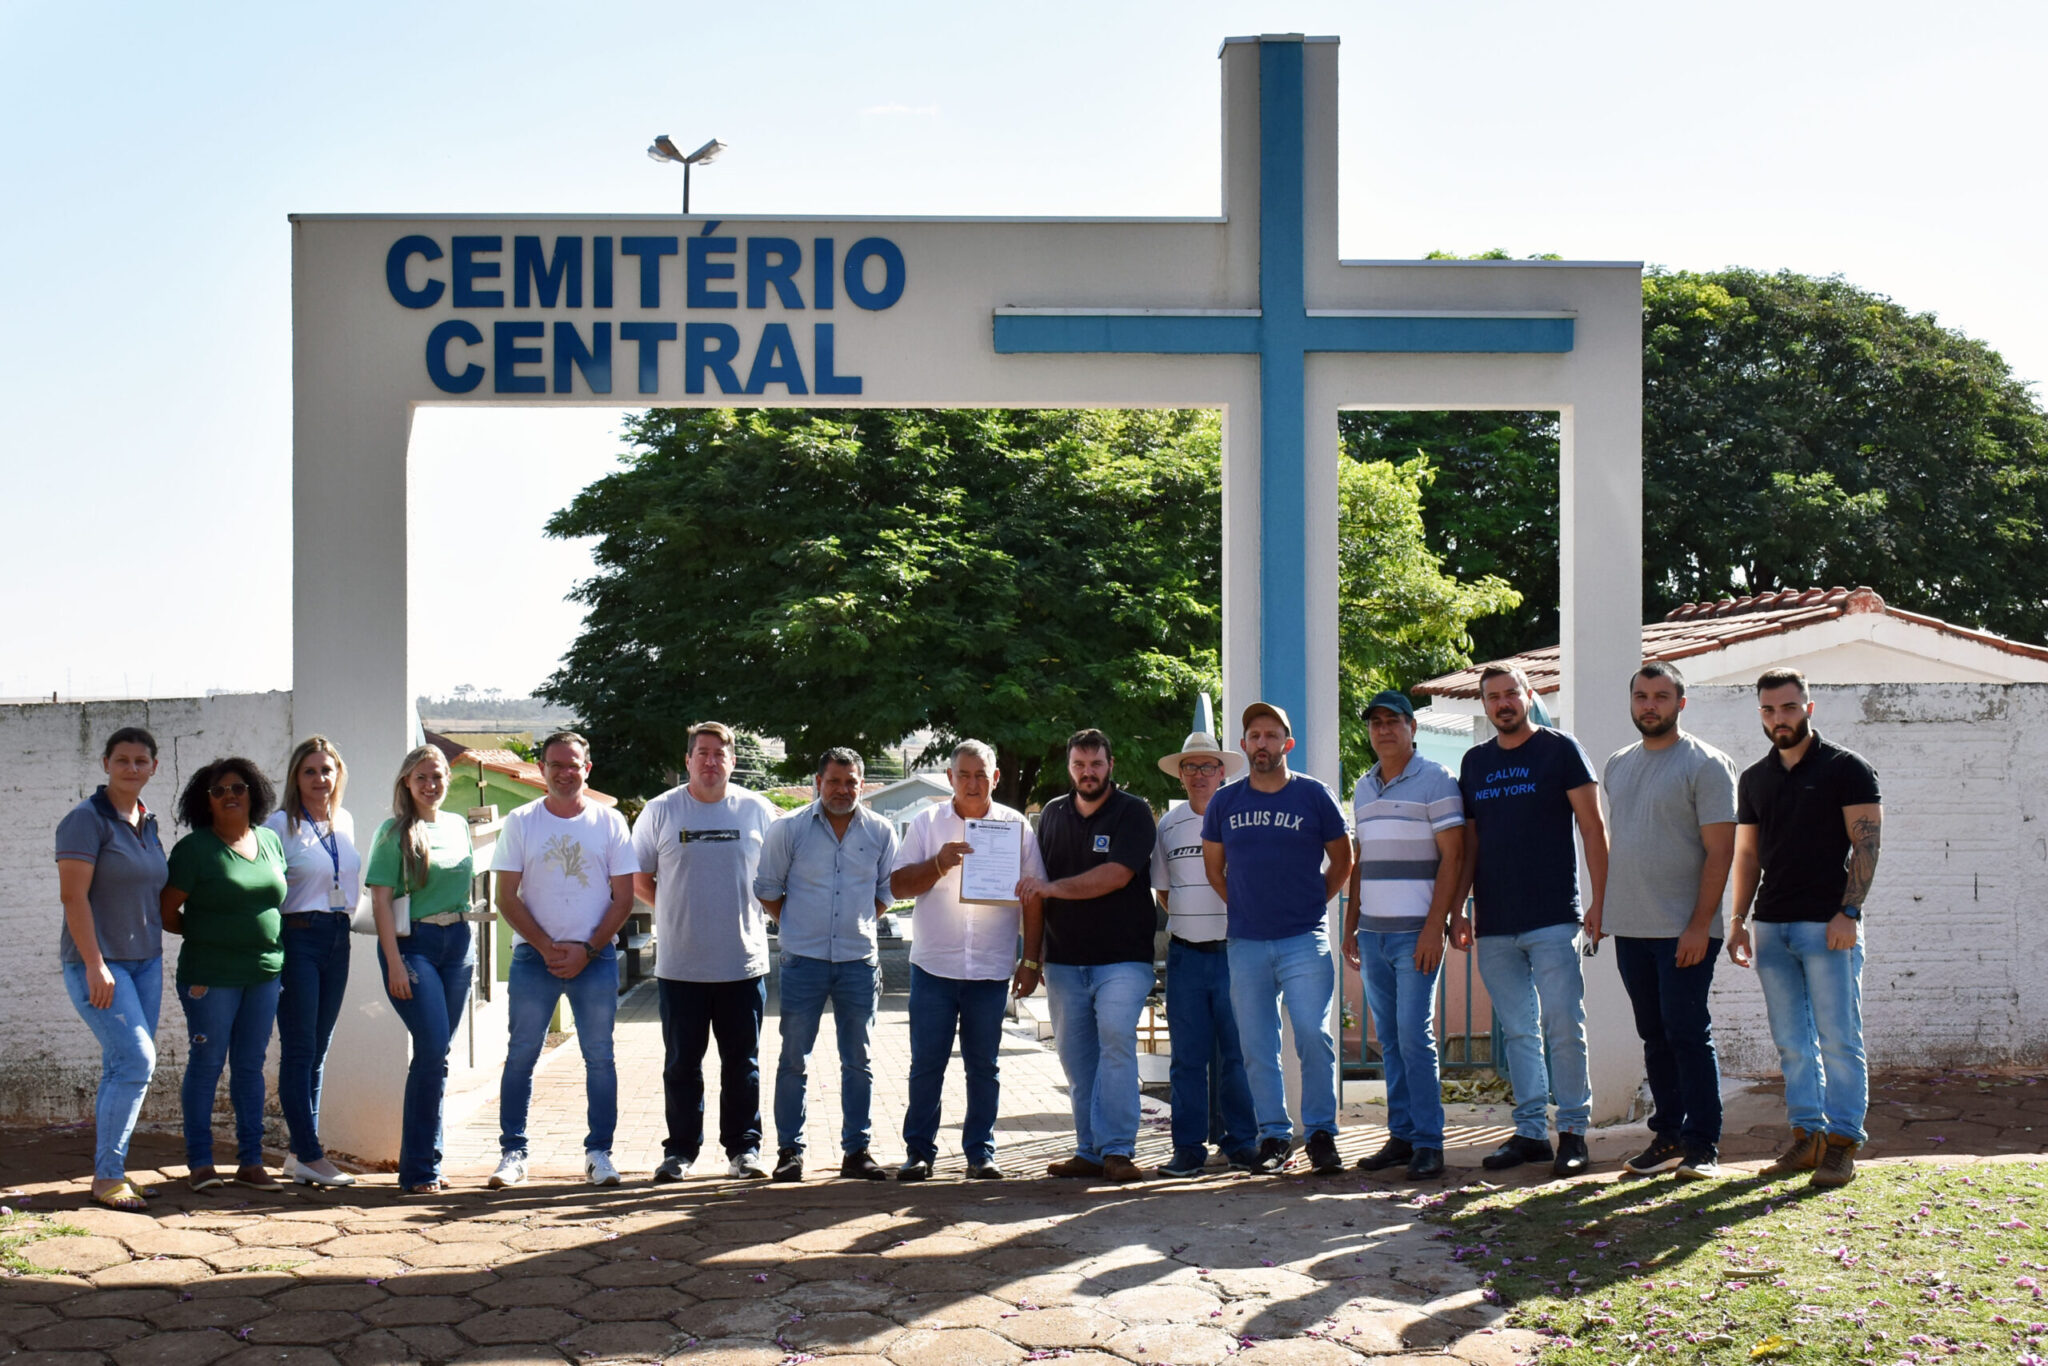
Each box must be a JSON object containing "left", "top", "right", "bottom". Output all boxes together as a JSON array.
[
  {"left": 1727, "top": 668, "right": 1883, "bottom": 1188},
  {"left": 1019, "top": 729, "right": 1158, "bottom": 1184}
]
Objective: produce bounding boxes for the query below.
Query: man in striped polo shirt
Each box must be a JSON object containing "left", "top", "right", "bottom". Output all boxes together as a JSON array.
[{"left": 1342, "top": 690, "right": 1466, "bottom": 1180}]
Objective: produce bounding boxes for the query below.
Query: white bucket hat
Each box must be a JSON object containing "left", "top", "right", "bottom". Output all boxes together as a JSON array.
[{"left": 1156, "top": 731, "right": 1247, "bottom": 779}]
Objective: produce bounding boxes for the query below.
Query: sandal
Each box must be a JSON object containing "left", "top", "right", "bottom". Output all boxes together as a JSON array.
[
  {"left": 92, "top": 1180, "right": 148, "bottom": 1212},
  {"left": 404, "top": 1180, "right": 445, "bottom": 1195},
  {"left": 187, "top": 1167, "right": 225, "bottom": 1192}
]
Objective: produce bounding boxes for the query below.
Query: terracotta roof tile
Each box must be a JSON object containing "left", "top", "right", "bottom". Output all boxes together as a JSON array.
[{"left": 1414, "top": 586, "right": 2048, "bottom": 699}]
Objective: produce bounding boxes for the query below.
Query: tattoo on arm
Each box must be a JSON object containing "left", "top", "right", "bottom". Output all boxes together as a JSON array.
[{"left": 1843, "top": 812, "right": 1882, "bottom": 907}]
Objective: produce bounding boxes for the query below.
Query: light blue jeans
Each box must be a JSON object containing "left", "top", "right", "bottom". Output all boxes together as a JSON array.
[
  {"left": 1044, "top": 960, "right": 1152, "bottom": 1163},
  {"left": 500, "top": 942, "right": 619, "bottom": 1155},
  {"left": 1227, "top": 929, "right": 1340, "bottom": 1143},
  {"left": 1476, "top": 922, "right": 1592, "bottom": 1138},
  {"left": 1752, "top": 920, "right": 1867, "bottom": 1143},
  {"left": 773, "top": 953, "right": 879, "bottom": 1156},
  {"left": 1359, "top": 929, "right": 1445, "bottom": 1147},
  {"left": 61, "top": 958, "right": 162, "bottom": 1181}
]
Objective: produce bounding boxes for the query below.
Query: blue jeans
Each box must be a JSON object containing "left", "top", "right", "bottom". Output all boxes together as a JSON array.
[
  {"left": 379, "top": 920, "right": 475, "bottom": 1188},
  {"left": 901, "top": 965, "right": 1010, "bottom": 1165},
  {"left": 1753, "top": 920, "right": 1867, "bottom": 1143},
  {"left": 774, "top": 954, "right": 880, "bottom": 1156},
  {"left": 501, "top": 942, "right": 620, "bottom": 1155},
  {"left": 1228, "top": 929, "right": 1340, "bottom": 1142},
  {"left": 1164, "top": 939, "right": 1257, "bottom": 1161},
  {"left": 276, "top": 913, "right": 351, "bottom": 1163},
  {"left": 1044, "top": 960, "right": 1152, "bottom": 1163},
  {"left": 1476, "top": 922, "right": 1592, "bottom": 1138},
  {"left": 1359, "top": 929, "right": 1446, "bottom": 1147},
  {"left": 1614, "top": 934, "right": 1723, "bottom": 1150},
  {"left": 61, "top": 958, "right": 161, "bottom": 1181},
  {"left": 658, "top": 976, "right": 766, "bottom": 1160},
  {"left": 177, "top": 976, "right": 282, "bottom": 1169}
]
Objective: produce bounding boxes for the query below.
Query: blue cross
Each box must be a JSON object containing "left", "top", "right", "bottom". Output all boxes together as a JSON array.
[{"left": 993, "top": 38, "right": 1572, "bottom": 752}]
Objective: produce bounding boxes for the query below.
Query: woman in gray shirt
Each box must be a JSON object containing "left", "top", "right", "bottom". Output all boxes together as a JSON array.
[{"left": 55, "top": 726, "right": 170, "bottom": 1211}]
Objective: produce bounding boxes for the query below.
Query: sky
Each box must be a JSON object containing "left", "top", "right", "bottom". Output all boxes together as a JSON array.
[{"left": 5, "top": 0, "right": 2044, "bottom": 701}]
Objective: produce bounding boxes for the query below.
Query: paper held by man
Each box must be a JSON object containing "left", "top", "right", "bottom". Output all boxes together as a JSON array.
[{"left": 959, "top": 818, "right": 1023, "bottom": 905}]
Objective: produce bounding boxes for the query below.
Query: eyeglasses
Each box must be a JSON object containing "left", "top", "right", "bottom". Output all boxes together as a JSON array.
[
  {"left": 208, "top": 782, "right": 249, "bottom": 798},
  {"left": 1180, "top": 761, "right": 1225, "bottom": 775}
]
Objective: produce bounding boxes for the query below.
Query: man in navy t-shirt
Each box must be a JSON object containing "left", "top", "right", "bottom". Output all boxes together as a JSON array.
[
  {"left": 1455, "top": 665, "right": 1608, "bottom": 1177},
  {"left": 1201, "top": 702, "right": 1354, "bottom": 1176}
]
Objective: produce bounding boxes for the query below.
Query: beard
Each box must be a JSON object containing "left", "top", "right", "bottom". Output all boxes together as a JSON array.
[
  {"left": 1632, "top": 711, "right": 1678, "bottom": 739},
  {"left": 822, "top": 795, "right": 858, "bottom": 815},
  {"left": 1489, "top": 706, "right": 1525, "bottom": 735},
  {"left": 1073, "top": 774, "right": 1109, "bottom": 798},
  {"left": 1766, "top": 715, "right": 1812, "bottom": 750},
  {"left": 1248, "top": 749, "right": 1283, "bottom": 772}
]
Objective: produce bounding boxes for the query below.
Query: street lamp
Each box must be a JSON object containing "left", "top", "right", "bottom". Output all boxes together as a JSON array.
[{"left": 646, "top": 135, "right": 727, "bottom": 214}]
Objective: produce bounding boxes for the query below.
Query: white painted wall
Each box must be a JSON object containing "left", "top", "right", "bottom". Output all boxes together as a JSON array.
[
  {"left": 0, "top": 694, "right": 293, "bottom": 1121},
  {"left": 1600, "top": 683, "right": 2048, "bottom": 1083}
]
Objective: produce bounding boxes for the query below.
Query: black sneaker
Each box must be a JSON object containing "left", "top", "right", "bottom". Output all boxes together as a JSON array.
[
  {"left": 771, "top": 1149, "right": 803, "bottom": 1182},
  {"left": 1355, "top": 1137, "right": 1414, "bottom": 1172},
  {"left": 1676, "top": 1147, "right": 1723, "bottom": 1180},
  {"left": 1481, "top": 1135, "right": 1554, "bottom": 1171},
  {"left": 1225, "top": 1148, "right": 1259, "bottom": 1173},
  {"left": 1250, "top": 1136, "right": 1294, "bottom": 1175},
  {"left": 839, "top": 1150, "right": 887, "bottom": 1180},
  {"left": 1623, "top": 1135, "right": 1686, "bottom": 1175},
  {"left": 652, "top": 1153, "right": 694, "bottom": 1182},
  {"left": 1306, "top": 1131, "right": 1342, "bottom": 1175},
  {"left": 1158, "top": 1149, "right": 1210, "bottom": 1179},
  {"left": 895, "top": 1157, "right": 933, "bottom": 1182},
  {"left": 1405, "top": 1147, "right": 1445, "bottom": 1181},
  {"left": 1552, "top": 1132, "right": 1591, "bottom": 1177}
]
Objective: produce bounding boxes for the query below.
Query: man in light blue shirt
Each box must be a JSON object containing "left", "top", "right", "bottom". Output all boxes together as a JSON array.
[{"left": 754, "top": 748, "right": 899, "bottom": 1182}]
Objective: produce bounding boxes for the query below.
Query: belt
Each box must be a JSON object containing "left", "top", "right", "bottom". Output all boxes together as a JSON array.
[
  {"left": 416, "top": 911, "right": 465, "bottom": 927},
  {"left": 282, "top": 909, "right": 349, "bottom": 917},
  {"left": 1171, "top": 935, "right": 1227, "bottom": 954}
]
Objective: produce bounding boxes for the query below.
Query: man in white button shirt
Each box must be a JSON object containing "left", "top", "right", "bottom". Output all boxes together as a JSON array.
[
  {"left": 889, "top": 740, "right": 1046, "bottom": 1181},
  {"left": 1150, "top": 729, "right": 1257, "bottom": 1178}
]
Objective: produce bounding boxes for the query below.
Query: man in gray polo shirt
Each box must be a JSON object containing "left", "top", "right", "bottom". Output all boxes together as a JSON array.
[
  {"left": 1596, "top": 661, "right": 1737, "bottom": 1180},
  {"left": 632, "top": 721, "right": 781, "bottom": 1181},
  {"left": 1342, "top": 690, "right": 1464, "bottom": 1181},
  {"left": 754, "top": 747, "right": 898, "bottom": 1183}
]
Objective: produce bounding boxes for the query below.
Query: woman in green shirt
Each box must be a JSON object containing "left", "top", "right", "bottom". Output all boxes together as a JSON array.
[
  {"left": 160, "top": 757, "right": 287, "bottom": 1193},
  {"left": 366, "top": 745, "right": 476, "bottom": 1193}
]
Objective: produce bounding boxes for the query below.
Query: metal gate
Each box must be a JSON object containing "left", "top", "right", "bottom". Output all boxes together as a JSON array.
[{"left": 1340, "top": 895, "right": 1501, "bottom": 1079}]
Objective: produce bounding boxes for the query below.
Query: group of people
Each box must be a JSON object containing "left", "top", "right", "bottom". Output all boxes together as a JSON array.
[
  {"left": 55, "top": 659, "right": 1882, "bottom": 1205},
  {"left": 58, "top": 733, "right": 486, "bottom": 1206}
]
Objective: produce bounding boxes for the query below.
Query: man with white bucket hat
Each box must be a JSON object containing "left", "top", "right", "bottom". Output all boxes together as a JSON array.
[{"left": 1150, "top": 724, "right": 1257, "bottom": 1177}]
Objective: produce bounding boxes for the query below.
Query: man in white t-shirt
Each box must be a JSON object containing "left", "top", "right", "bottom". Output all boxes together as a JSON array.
[
  {"left": 1150, "top": 729, "right": 1257, "bottom": 1178},
  {"left": 632, "top": 721, "right": 781, "bottom": 1181},
  {"left": 889, "top": 740, "right": 1045, "bottom": 1181},
  {"left": 488, "top": 732, "right": 638, "bottom": 1189}
]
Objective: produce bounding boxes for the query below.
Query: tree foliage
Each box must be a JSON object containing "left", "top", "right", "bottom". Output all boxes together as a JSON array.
[
  {"left": 541, "top": 408, "right": 1224, "bottom": 808},
  {"left": 1342, "top": 267, "right": 2048, "bottom": 657},
  {"left": 1335, "top": 456, "right": 1520, "bottom": 781}
]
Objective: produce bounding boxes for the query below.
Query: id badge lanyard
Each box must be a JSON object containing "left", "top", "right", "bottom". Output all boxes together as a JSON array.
[{"left": 320, "top": 824, "right": 347, "bottom": 911}]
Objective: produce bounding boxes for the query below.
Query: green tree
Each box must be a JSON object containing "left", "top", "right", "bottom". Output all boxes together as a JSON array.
[
  {"left": 541, "top": 408, "right": 1224, "bottom": 808},
  {"left": 1344, "top": 266, "right": 2048, "bottom": 656}
]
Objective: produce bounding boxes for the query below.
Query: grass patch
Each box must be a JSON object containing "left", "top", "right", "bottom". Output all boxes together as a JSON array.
[
  {"left": 1424, "top": 1162, "right": 2048, "bottom": 1364},
  {"left": 0, "top": 1209, "right": 89, "bottom": 1275}
]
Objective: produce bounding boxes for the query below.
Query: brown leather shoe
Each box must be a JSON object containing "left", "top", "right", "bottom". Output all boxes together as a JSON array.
[
  {"left": 1809, "top": 1134, "right": 1859, "bottom": 1188},
  {"left": 1101, "top": 1155, "right": 1146, "bottom": 1183},
  {"left": 1760, "top": 1126, "right": 1823, "bottom": 1176},
  {"left": 1046, "top": 1156, "right": 1105, "bottom": 1179}
]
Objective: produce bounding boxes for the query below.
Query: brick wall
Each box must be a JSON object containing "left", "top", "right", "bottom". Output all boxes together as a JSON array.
[
  {"left": 0, "top": 694, "right": 294, "bottom": 1121},
  {"left": 1658, "top": 683, "right": 2048, "bottom": 1076}
]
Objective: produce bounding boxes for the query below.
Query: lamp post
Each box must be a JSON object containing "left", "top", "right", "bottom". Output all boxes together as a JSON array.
[{"left": 646, "top": 135, "right": 727, "bottom": 214}]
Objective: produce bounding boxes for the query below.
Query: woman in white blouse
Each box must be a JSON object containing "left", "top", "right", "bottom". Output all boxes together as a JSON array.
[{"left": 263, "top": 736, "right": 361, "bottom": 1186}]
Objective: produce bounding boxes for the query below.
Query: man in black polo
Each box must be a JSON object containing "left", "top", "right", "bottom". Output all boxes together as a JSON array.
[
  {"left": 1018, "top": 729, "right": 1158, "bottom": 1184},
  {"left": 1727, "top": 668, "right": 1883, "bottom": 1188}
]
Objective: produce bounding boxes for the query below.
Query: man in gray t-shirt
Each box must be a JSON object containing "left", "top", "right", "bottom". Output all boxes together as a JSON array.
[
  {"left": 631, "top": 722, "right": 781, "bottom": 1181},
  {"left": 1595, "top": 662, "right": 1738, "bottom": 1178}
]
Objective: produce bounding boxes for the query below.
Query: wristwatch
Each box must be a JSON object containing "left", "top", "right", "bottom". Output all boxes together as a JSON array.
[
  {"left": 584, "top": 938, "right": 603, "bottom": 955},
  {"left": 1840, "top": 905, "right": 1862, "bottom": 922},
  {"left": 1021, "top": 958, "right": 1042, "bottom": 971}
]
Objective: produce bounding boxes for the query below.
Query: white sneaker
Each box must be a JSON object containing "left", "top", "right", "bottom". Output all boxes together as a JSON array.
[
  {"left": 728, "top": 1151, "right": 768, "bottom": 1179},
  {"left": 488, "top": 1150, "right": 529, "bottom": 1189},
  {"left": 653, "top": 1153, "right": 693, "bottom": 1182},
  {"left": 283, "top": 1154, "right": 356, "bottom": 1188},
  {"left": 585, "top": 1150, "right": 622, "bottom": 1186}
]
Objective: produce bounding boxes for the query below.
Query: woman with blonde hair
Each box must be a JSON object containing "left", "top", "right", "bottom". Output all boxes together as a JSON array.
[
  {"left": 263, "top": 736, "right": 360, "bottom": 1187},
  {"left": 364, "top": 745, "right": 475, "bottom": 1194}
]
